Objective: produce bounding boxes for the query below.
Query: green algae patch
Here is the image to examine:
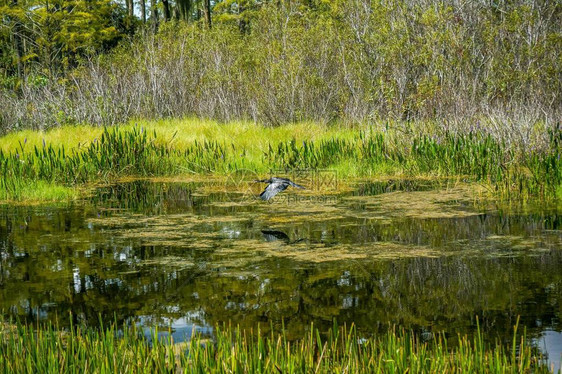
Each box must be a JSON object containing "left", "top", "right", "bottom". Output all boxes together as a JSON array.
[
  {"left": 256, "top": 242, "right": 368, "bottom": 263},
  {"left": 234, "top": 241, "right": 441, "bottom": 263},
  {"left": 140, "top": 256, "right": 195, "bottom": 269},
  {"left": 62, "top": 180, "right": 559, "bottom": 269},
  {"left": 343, "top": 183, "right": 488, "bottom": 219},
  {"left": 84, "top": 209, "right": 446, "bottom": 263},
  {"left": 457, "top": 234, "right": 561, "bottom": 256}
]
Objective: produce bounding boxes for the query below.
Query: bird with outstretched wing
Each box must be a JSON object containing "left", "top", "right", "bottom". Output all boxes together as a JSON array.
[{"left": 254, "top": 177, "right": 306, "bottom": 200}]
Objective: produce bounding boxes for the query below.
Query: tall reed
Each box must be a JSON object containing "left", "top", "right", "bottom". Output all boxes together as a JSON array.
[
  {"left": 0, "top": 319, "right": 552, "bottom": 373},
  {"left": 1, "top": 124, "right": 560, "bottom": 201}
]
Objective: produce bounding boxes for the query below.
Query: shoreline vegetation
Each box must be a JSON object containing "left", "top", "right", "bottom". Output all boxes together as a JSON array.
[
  {"left": 0, "top": 120, "right": 560, "bottom": 203},
  {"left": 0, "top": 318, "right": 553, "bottom": 373},
  {"left": 2, "top": 0, "right": 560, "bottom": 203}
]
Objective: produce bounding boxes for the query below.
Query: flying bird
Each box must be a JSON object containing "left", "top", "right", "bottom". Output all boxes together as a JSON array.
[{"left": 254, "top": 177, "right": 305, "bottom": 201}]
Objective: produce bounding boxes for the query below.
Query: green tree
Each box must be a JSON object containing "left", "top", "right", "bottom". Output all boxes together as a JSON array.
[
  {"left": 175, "top": 0, "right": 191, "bottom": 21},
  {"left": 0, "top": 0, "right": 32, "bottom": 85},
  {"left": 1, "top": 0, "right": 128, "bottom": 84}
]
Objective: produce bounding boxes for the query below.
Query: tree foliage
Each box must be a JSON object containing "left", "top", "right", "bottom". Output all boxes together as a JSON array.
[
  {"left": 0, "top": 0, "right": 560, "bottom": 137},
  {"left": 0, "top": 0, "right": 128, "bottom": 85}
]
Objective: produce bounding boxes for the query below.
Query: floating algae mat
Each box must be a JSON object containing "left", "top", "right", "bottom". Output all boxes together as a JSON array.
[
  {"left": 0, "top": 178, "right": 561, "bottom": 369},
  {"left": 343, "top": 182, "right": 488, "bottom": 219}
]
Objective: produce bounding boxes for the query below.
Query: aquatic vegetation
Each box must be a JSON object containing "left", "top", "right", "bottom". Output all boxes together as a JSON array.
[
  {"left": 0, "top": 319, "right": 551, "bottom": 373},
  {"left": 79, "top": 182, "right": 562, "bottom": 265},
  {"left": 0, "top": 122, "right": 560, "bottom": 201},
  {"left": 1, "top": 186, "right": 561, "bottom": 367},
  {"left": 344, "top": 184, "right": 487, "bottom": 219},
  {"left": 0, "top": 179, "right": 77, "bottom": 202}
]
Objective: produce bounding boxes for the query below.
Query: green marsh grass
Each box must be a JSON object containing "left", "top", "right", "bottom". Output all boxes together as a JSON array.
[
  {"left": 0, "top": 180, "right": 77, "bottom": 202},
  {"left": 0, "top": 120, "right": 560, "bottom": 202},
  {"left": 0, "top": 319, "right": 551, "bottom": 373}
]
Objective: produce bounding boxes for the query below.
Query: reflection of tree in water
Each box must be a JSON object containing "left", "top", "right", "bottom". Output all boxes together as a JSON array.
[
  {"left": 353, "top": 179, "right": 437, "bottom": 196},
  {"left": 183, "top": 253, "right": 562, "bottom": 342},
  {"left": 92, "top": 180, "right": 201, "bottom": 215},
  {"left": 0, "top": 184, "right": 560, "bottom": 344},
  {"left": 1, "top": 233, "right": 561, "bottom": 342},
  {"left": 91, "top": 180, "right": 263, "bottom": 218}
]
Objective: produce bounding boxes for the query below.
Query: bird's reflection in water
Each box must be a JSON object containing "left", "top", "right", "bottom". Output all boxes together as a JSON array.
[
  {"left": 261, "top": 229, "right": 305, "bottom": 244},
  {"left": 261, "top": 229, "right": 290, "bottom": 242}
]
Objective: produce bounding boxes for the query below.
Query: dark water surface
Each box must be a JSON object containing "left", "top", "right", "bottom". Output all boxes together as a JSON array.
[{"left": 1, "top": 179, "right": 561, "bottom": 369}]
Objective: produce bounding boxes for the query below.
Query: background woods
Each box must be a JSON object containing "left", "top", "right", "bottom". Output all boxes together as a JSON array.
[{"left": 0, "top": 0, "right": 560, "bottom": 143}]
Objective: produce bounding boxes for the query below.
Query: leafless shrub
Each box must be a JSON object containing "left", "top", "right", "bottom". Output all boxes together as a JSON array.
[{"left": 0, "top": 0, "right": 559, "bottom": 147}]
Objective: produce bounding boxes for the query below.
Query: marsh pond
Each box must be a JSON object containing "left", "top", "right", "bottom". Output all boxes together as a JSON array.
[{"left": 1, "top": 178, "right": 561, "bottom": 370}]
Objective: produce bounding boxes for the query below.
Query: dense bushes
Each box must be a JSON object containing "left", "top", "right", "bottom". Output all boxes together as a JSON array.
[{"left": 1, "top": 0, "right": 560, "bottom": 143}]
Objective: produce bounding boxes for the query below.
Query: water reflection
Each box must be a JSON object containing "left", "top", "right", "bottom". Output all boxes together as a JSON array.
[
  {"left": 261, "top": 230, "right": 290, "bottom": 242},
  {"left": 0, "top": 179, "right": 560, "bottom": 364},
  {"left": 538, "top": 331, "right": 562, "bottom": 373}
]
